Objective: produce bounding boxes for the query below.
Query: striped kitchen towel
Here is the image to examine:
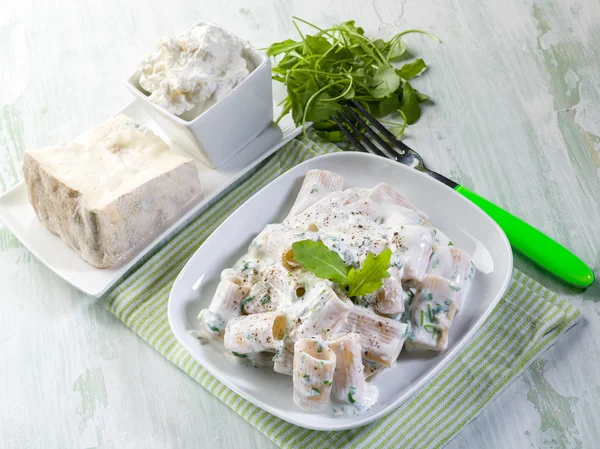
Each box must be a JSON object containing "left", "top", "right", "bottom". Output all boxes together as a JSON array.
[{"left": 105, "top": 133, "right": 582, "bottom": 449}]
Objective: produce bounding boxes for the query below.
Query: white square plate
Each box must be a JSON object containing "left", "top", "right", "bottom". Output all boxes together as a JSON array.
[
  {"left": 0, "top": 100, "right": 300, "bottom": 297},
  {"left": 168, "top": 152, "right": 513, "bottom": 431}
]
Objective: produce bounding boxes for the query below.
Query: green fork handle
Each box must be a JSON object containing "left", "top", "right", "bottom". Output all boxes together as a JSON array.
[{"left": 455, "top": 185, "right": 594, "bottom": 288}]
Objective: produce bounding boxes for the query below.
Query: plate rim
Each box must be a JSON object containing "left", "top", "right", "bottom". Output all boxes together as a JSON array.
[
  {"left": 0, "top": 100, "right": 301, "bottom": 297},
  {"left": 168, "top": 151, "right": 513, "bottom": 431}
]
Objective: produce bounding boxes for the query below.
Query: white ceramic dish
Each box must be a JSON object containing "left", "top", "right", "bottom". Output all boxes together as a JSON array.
[
  {"left": 168, "top": 152, "right": 513, "bottom": 431},
  {"left": 0, "top": 100, "right": 300, "bottom": 297},
  {"left": 127, "top": 20, "right": 273, "bottom": 168}
]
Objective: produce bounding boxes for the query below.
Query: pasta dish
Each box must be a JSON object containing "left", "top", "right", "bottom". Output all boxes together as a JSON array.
[{"left": 195, "top": 169, "right": 475, "bottom": 415}]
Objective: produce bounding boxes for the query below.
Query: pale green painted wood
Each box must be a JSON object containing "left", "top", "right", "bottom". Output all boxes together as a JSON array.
[{"left": 0, "top": 0, "right": 598, "bottom": 448}]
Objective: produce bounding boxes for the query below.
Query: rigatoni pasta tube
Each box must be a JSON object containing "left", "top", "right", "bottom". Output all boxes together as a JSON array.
[
  {"left": 363, "top": 360, "right": 385, "bottom": 379},
  {"left": 286, "top": 169, "right": 344, "bottom": 219},
  {"left": 394, "top": 225, "right": 434, "bottom": 282},
  {"left": 196, "top": 309, "right": 226, "bottom": 341},
  {"left": 367, "top": 183, "right": 422, "bottom": 215},
  {"left": 273, "top": 337, "right": 295, "bottom": 376},
  {"left": 208, "top": 276, "right": 250, "bottom": 323},
  {"left": 290, "top": 285, "right": 352, "bottom": 340},
  {"left": 406, "top": 274, "right": 459, "bottom": 352},
  {"left": 367, "top": 183, "right": 430, "bottom": 227},
  {"left": 426, "top": 246, "right": 473, "bottom": 311},
  {"left": 241, "top": 281, "right": 279, "bottom": 314},
  {"left": 328, "top": 333, "right": 365, "bottom": 405},
  {"left": 372, "top": 266, "right": 405, "bottom": 315},
  {"left": 224, "top": 311, "right": 286, "bottom": 355},
  {"left": 260, "top": 226, "right": 313, "bottom": 265},
  {"left": 293, "top": 338, "right": 336, "bottom": 411},
  {"left": 339, "top": 306, "right": 408, "bottom": 367}
]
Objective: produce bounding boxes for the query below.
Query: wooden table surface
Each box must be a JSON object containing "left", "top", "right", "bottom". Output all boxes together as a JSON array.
[{"left": 1, "top": 0, "right": 599, "bottom": 447}]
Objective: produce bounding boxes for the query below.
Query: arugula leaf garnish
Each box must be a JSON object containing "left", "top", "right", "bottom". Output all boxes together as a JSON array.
[
  {"left": 292, "top": 240, "right": 392, "bottom": 297},
  {"left": 347, "top": 249, "right": 392, "bottom": 297},
  {"left": 368, "top": 66, "right": 400, "bottom": 99},
  {"left": 397, "top": 58, "right": 427, "bottom": 79},
  {"left": 399, "top": 81, "right": 421, "bottom": 124},
  {"left": 266, "top": 39, "right": 302, "bottom": 56},
  {"left": 291, "top": 240, "right": 350, "bottom": 286}
]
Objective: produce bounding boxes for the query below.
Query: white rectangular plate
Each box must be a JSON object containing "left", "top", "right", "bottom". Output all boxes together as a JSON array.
[
  {"left": 0, "top": 100, "right": 301, "bottom": 297},
  {"left": 168, "top": 152, "right": 513, "bottom": 431}
]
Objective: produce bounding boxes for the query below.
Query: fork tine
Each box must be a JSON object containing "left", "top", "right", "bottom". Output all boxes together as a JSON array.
[
  {"left": 350, "top": 99, "right": 413, "bottom": 154},
  {"left": 343, "top": 104, "right": 399, "bottom": 161},
  {"left": 331, "top": 115, "right": 369, "bottom": 154},
  {"left": 334, "top": 111, "right": 386, "bottom": 157}
]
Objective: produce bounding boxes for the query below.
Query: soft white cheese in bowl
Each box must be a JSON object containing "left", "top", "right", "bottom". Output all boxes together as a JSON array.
[
  {"left": 138, "top": 24, "right": 250, "bottom": 119},
  {"left": 127, "top": 21, "right": 273, "bottom": 168}
]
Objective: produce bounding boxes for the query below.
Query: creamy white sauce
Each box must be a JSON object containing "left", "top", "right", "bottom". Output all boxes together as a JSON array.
[
  {"left": 196, "top": 182, "right": 475, "bottom": 416},
  {"left": 331, "top": 382, "right": 379, "bottom": 417}
]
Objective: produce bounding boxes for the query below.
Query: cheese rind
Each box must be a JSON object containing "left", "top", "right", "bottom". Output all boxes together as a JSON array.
[{"left": 23, "top": 115, "right": 202, "bottom": 268}]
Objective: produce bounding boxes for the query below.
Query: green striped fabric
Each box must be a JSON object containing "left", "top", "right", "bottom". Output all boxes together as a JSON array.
[{"left": 105, "top": 134, "right": 581, "bottom": 449}]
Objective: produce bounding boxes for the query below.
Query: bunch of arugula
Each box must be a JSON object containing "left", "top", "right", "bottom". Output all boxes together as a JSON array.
[
  {"left": 292, "top": 240, "right": 392, "bottom": 297},
  {"left": 266, "top": 17, "right": 439, "bottom": 141}
]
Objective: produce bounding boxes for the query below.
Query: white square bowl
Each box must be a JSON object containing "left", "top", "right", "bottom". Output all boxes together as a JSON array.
[{"left": 126, "top": 21, "right": 274, "bottom": 168}]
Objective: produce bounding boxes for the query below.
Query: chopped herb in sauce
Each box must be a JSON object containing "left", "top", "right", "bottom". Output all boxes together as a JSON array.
[
  {"left": 231, "top": 351, "right": 247, "bottom": 358},
  {"left": 240, "top": 295, "right": 254, "bottom": 311},
  {"left": 423, "top": 324, "right": 438, "bottom": 339},
  {"left": 348, "top": 386, "right": 357, "bottom": 404}
]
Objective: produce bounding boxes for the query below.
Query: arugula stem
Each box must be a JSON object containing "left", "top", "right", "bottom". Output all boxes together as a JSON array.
[
  {"left": 301, "top": 80, "right": 348, "bottom": 136},
  {"left": 315, "top": 43, "right": 338, "bottom": 70},
  {"left": 397, "top": 29, "right": 441, "bottom": 43},
  {"left": 291, "top": 68, "right": 347, "bottom": 77},
  {"left": 292, "top": 16, "right": 335, "bottom": 40},
  {"left": 378, "top": 111, "right": 408, "bottom": 136},
  {"left": 321, "top": 77, "right": 354, "bottom": 102},
  {"left": 292, "top": 20, "right": 306, "bottom": 41},
  {"left": 330, "top": 27, "right": 387, "bottom": 65},
  {"left": 287, "top": 54, "right": 326, "bottom": 78}
]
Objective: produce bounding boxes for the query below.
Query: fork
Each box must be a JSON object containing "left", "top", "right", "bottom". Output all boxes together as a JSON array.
[{"left": 332, "top": 100, "right": 594, "bottom": 288}]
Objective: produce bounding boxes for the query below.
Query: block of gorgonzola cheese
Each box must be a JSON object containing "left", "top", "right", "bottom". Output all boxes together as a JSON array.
[{"left": 23, "top": 114, "right": 202, "bottom": 268}]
